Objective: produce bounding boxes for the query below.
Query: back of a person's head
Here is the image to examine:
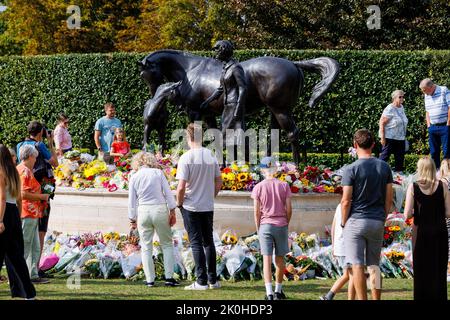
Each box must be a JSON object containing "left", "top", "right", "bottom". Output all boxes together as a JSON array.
[
  {"left": 417, "top": 157, "right": 436, "bottom": 186},
  {"left": 0, "top": 144, "right": 21, "bottom": 198},
  {"left": 353, "top": 129, "right": 374, "bottom": 150},
  {"left": 439, "top": 159, "right": 450, "bottom": 178},
  {"left": 186, "top": 123, "right": 203, "bottom": 143},
  {"left": 27, "top": 121, "right": 43, "bottom": 136},
  {"left": 131, "top": 151, "right": 157, "bottom": 171},
  {"left": 57, "top": 113, "right": 68, "bottom": 123}
]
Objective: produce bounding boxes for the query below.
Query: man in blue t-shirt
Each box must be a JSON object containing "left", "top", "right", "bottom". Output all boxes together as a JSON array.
[
  {"left": 94, "top": 102, "right": 122, "bottom": 164},
  {"left": 341, "top": 129, "right": 393, "bottom": 300}
]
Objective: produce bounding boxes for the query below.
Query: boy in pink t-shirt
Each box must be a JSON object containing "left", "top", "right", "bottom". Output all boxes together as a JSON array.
[{"left": 251, "top": 157, "right": 292, "bottom": 300}]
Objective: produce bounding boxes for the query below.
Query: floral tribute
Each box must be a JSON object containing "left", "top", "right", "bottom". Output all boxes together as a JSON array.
[
  {"left": 54, "top": 150, "right": 343, "bottom": 194},
  {"left": 41, "top": 210, "right": 415, "bottom": 282}
]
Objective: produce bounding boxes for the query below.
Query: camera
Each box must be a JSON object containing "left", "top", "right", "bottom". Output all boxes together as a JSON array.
[{"left": 42, "top": 127, "right": 52, "bottom": 139}]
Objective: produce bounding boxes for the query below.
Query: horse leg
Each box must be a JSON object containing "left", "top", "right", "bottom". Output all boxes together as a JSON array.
[
  {"left": 204, "top": 115, "right": 218, "bottom": 129},
  {"left": 272, "top": 112, "right": 302, "bottom": 164},
  {"left": 143, "top": 121, "right": 150, "bottom": 151},
  {"left": 268, "top": 113, "right": 281, "bottom": 157},
  {"left": 157, "top": 124, "right": 167, "bottom": 156}
]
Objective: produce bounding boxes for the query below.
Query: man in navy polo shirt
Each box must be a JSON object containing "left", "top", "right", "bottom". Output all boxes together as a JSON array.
[{"left": 420, "top": 78, "right": 450, "bottom": 168}]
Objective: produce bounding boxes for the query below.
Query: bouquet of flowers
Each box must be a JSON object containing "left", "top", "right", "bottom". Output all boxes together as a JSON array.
[
  {"left": 221, "top": 163, "right": 258, "bottom": 191},
  {"left": 78, "top": 232, "right": 104, "bottom": 249},
  {"left": 242, "top": 234, "right": 260, "bottom": 252},
  {"left": 385, "top": 250, "right": 405, "bottom": 264},
  {"left": 114, "top": 157, "right": 131, "bottom": 172},
  {"left": 83, "top": 160, "right": 108, "bottom": 179},
  {"left": 383, "top": 224, "right": 410, "bottom": 247},
  {"left": 284, "top": 253, "right": 318, "bottom": 280},
  {"left": 83, "top": 258, "right": 101, "bottom": 278},
  {"left": 221, "top": 229, "right": 238, "bottom": 245},
  {"left": 294, "top": 232, "right": 318, "bottom": 251},
  {"left": 103, "top": 232, "right": 121, "bottom": 244},
  {"left": 64, "top": 150, "right": 81, "bottom": 161}
]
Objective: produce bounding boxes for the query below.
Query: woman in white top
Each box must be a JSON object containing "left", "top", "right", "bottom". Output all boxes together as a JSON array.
[
  {"left": 379, "top": 89, "right": 409, "bottom": 172},
  {"left": 0, "top": 144, "right": 36, "bottom": 299},
  {"left": 128, "top": 151, "right": 179, "bottom": 287}
]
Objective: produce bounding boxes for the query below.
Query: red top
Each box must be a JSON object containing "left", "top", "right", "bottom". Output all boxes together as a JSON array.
[{"left": 111, "top": 141, "right": 131, "bottom": 162}]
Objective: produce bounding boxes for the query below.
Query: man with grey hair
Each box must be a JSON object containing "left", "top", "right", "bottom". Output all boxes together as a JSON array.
[{"left": 420, "top": 78, "right": 450, "bottom": 168}]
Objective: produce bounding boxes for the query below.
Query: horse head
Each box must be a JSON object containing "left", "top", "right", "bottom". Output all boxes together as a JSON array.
[
  {"left": 144, "top": 81, "right": 183, "bottom": 121},
  {"left": 138, "top": 57, "right": 164, "bottom": 95}
]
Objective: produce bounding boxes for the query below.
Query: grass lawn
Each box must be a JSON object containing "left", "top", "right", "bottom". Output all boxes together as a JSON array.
[{"left": 2, "top": 278, "right": 449, "bottom": 300}]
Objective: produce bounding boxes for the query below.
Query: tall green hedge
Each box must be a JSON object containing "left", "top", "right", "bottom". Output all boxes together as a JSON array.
[{"left": 0, "top": 50, "right": 449, "bottom": 156}]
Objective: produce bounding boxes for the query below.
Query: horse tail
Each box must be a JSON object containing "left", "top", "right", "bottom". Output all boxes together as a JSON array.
[{"left": 294, "top": 57, "right": 340, "bottom": 108}]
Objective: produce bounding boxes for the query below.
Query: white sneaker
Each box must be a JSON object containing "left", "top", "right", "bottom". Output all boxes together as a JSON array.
[
  {"left": 184, "top": 282, "right": 208, "bottom": 290},
  {"left": 209, "top": 281, "right": 221, "bottom": 289}
]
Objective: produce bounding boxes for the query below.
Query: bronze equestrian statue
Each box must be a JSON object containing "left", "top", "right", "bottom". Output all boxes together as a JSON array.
[{"left": 138, "top": 45, "right": 340, "bottom": 163}]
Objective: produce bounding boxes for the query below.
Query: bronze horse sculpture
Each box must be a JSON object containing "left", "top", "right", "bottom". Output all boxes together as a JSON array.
[
  {"left": 138, "top": 50, "right": 340, "bottom": 163},
  {"left": 142, "top": 81, "right": 182, "bottom": 153}
]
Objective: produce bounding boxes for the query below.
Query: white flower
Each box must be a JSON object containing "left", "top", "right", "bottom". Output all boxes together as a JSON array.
[{"left": 293, "top": 180, "right": 302, "bottom": 188}]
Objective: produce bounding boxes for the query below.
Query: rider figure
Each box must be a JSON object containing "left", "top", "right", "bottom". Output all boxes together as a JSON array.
[{"left": 200, "top": 40, "right": 247, "bottom": 133}]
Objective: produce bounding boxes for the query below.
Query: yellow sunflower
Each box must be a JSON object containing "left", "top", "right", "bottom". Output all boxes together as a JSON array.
[{"left": 237, "top": 172, "right": 249, "bottom": 182}]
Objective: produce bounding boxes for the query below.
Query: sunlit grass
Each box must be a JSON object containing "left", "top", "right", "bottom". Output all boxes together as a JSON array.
[{"left": 2, "top": 278, "right": 447, "bottom": 300}]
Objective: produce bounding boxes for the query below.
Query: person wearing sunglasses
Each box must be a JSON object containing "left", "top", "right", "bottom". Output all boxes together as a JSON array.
[
  {"left": 54, "top": 113, "right": 72, "bottom": 157},
  {"left": 379, "top": 90, "right": 408, "bottom": 173}
]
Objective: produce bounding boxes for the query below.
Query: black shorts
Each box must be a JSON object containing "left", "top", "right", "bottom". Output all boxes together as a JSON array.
[{"left": 38, "top": 203, "right": 50, "bottom": 233}]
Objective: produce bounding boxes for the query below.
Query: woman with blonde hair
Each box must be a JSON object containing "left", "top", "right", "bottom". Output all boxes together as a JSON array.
[
  {"left": 404, "top": 157, "right": 450, "bottom": 300},
  {"left": 0, "top": 144, "right": 36, "bottom": 299},
  {"left": 379, "top": 89, "right": 408, "bottom": 172},
  {"left": 439, "top": 158, "right": 450, "bottom": 281},
  {"left": 128, "top": 151, "right": 179, "bottom": 287}
]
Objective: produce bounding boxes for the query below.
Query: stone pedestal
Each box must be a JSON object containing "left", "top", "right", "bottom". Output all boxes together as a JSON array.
[{"left": 49, "top": 188, "right": 341, "bottom": 237}]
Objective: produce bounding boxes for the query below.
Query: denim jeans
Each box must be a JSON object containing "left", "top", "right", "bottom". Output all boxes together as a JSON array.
[
  {"left": 428, "top": 125, "right": 449, "bottom": 168},
  {"left": 181, "top": 208, "right": 217, "bottom": 286}
]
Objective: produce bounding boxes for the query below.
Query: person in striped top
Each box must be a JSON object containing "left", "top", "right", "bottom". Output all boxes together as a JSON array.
[{"left": 420, "top": 78, "right": 450, "bottom": 169}]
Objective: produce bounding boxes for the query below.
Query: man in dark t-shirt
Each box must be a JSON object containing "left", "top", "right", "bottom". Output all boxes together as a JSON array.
[{"left": 341, "top": 129, "right": 393, "bottom": 300}]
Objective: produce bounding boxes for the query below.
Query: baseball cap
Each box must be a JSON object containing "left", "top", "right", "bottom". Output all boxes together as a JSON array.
[{"left": 259, "top": 156, "right": 274, "bottom": 169}]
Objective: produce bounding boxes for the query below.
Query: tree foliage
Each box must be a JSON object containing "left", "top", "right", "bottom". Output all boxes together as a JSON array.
[{"left": 0, "top": 0, "right": 448, "bottom": 55}]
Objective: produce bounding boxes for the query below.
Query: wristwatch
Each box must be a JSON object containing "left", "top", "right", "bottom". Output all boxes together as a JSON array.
[
  {"left": 340, "top": 223, "right": 345, "bottom": 228},
  {"left": 177, "top": 204, "right": 183, "bottom": 209}
]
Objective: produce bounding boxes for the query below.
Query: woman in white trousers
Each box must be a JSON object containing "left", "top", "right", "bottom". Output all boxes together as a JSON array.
[{"left": 128, "top": 152, "right": 178, "bottom": 287}]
